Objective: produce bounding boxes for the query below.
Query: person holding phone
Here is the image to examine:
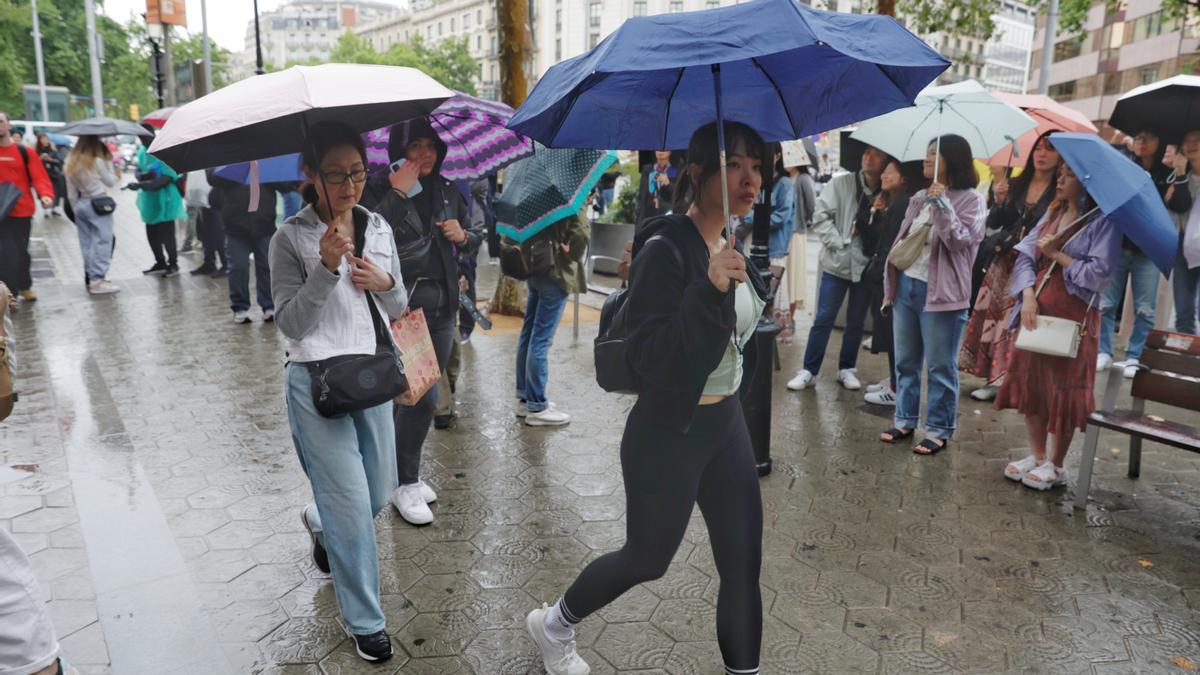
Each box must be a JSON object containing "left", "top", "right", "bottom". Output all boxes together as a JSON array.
[{"left": 359, "top": 118, "right": 482, "bottom": 527}]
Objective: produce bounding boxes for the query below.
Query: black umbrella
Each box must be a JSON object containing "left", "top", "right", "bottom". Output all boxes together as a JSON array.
[
  {"left": 59, "top": 116, "right": 153, "bottom": 138},
  {"left": 1109, "top": 74, "right": 1200, "bottom": 144}
]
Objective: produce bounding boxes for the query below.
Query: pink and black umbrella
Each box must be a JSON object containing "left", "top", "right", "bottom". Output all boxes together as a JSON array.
[
  {"left": 140, "top": 106, "right": 177, "bottom": 129},
  {"left": 364, "top": 92, "right": 534, "bottom": 181}
]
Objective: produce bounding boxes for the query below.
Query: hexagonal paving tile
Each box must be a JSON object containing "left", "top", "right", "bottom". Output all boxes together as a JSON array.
[
  {"left": 592, "top": 621, "right": 673, "bottom": 670},
  {"left": 394, "top": 611, "right": 479, "bottom": 659}
]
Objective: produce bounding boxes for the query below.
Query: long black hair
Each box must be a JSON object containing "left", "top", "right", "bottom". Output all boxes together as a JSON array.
[
  {"left": 300, "top": 120, "right": 367, "bottom": 207},
  {"left": 672, "top": 121, "right": 767, "bottom": 214},
  {"left": 930, "top": 134, "right": 978, "bottom": 190},
  {"left": 1007, "top": 129, "right": 1061, "bottom": 205}
]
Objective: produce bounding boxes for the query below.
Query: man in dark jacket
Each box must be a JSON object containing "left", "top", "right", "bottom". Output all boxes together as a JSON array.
[
  {"left": 635, "top": 150, "right": 677, "bottom": 229},
  {"left": 209, "top": 175, "right": 278, "bottom": 323},
  {"left": 360, "top": 118, "right": 482, "bottom": 526}
]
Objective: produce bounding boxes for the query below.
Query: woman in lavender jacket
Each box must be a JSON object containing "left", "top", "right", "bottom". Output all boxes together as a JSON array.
[
  {"left": 879, "top": 135, "right": 986, "bottom": 455},
  {"left": 995, "top": 163, "right": 1121, "bottom": 490}
]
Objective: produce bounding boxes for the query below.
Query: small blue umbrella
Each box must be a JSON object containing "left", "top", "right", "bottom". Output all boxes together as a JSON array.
[
  {"left": 507, "top": 0, "right": 947, "bottom": 235},
  {"left": 1049, "top": 132, "right": 1178, "bottom": 275},
  {"left": 213, "top": 153, "right": 305, "bottom": 185},
  {"left": 495, "top": 145, "right": 617, "bottom": 243}
]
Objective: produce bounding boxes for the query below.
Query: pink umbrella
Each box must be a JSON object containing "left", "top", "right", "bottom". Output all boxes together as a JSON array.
[
  {"left": 141, "top": 106, "right": 177, "bottom": 129},
  {"left": 988, "top": 93, "right": 1097, "bottom": 168}
]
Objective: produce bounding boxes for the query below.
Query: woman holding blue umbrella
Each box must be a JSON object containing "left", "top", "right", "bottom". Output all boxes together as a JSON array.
[{"left": 527, "top": 121, "right": 767, "bottom": 675}]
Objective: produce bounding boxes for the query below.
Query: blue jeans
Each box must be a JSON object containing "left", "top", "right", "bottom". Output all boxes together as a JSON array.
[
  {"left": 1099, "top": 249, "right": 1159, "bottom": 361},
  {"left": 227, "top": 230, "right": 273, "bottom": 312},
  {"left": 802, "top": 271, "right": 870, "bottom": 375},
  {"left": 892, "top": 275, "right": 968, "bottom": 439},
  {"left": 284, "top": 364, "right": 396, "bottom": 635},
  {"left": 1174, "top": 248, "right": 1200, "bottom": 335},
  {"left": 73, "top": 200, "right": 114, "bottom": 282},
  {"left": 516, "top": 274, "right": 569, "bottom": 412}
]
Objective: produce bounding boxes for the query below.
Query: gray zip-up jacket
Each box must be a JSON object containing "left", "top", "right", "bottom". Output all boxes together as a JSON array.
[
  {"left": 811, "top": 170, "right": 876, "bottom": 282},
  {"left": 269, "top": 204, "right": 408, "bottom": 363}
]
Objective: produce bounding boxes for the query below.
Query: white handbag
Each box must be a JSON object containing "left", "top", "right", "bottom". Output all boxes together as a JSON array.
[{"left": 1013, "top": 221, "right": 1095, "bottom": 359}]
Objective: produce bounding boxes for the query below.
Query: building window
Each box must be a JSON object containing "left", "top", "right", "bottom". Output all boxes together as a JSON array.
[
  {"left": 492, "top": 36, "right": 497, "bottom": 53},
  {"left": 438, "top": 21, "right": 443, "bottom": 36},
  {"left": 464, "top": 13, "right": 470, "bottom": 30},
  {"left": 1048, "top": 81, "right": 1077, "bottom": 99},
  {"left": 427, "top": 25, "right": 432, "bottom": 39},
  {"left": 590, "top": 2, "right": 601, "bottom": 27},
  {"left": 1053, "top": 35, "right": 1084, "bottom": 62},
  {"left": 450, "top": 18, "right": 456, "bottom": 32},
  {"left": 589, "top": 32, "right": 600, "bottom": 48},
  {"left": 670, "top": 1, "right": 684, "bottom": 12},
  {"left": 707, "top": 0, "right": 720, "bottom": 6},
  {"left": 477, "top": 35, "right": 482, "bottom": 50},
  {"left": 490, "top": 64, "right": 497, "bottom": 81},
  {"left": 633, "top": 1, "right": 647, "bottom": 16},
  {"left": 556, "top": 38, "right": 562, "bottom": 60},
  {"left": 1103, "top": 72, "right": 1121, "bottom": 95},
  {"left": 556, "top": 8, "right": 562, "bottom": 31},
  {"left": 1140, "top": 67, "right": 1159, "bottom": 85}
]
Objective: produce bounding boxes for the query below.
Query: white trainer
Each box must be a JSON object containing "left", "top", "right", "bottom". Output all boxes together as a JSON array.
[
  {"left": 517, "top": 402, "right": 556, "bottom": 418},
  {"left": 863, "top": 388, "right": 896, "bottom": 406},
  {"left": 837, "top": 368, "right": 862, "bottom": 391},
  {"left": 87, "top": 279, "right": 120, "bottom": 295},
  {"left": 526, "top": 605, "right": 590, "bottom": 675},
  {"left": 866, "top": 377, "right": 890, "bottom": 393},
  {"left": 786, "top": 369, "right": 814, "bottom": 391},
  {"left": 1123, "top": 360, "right": 1140, "bottom": 379},
  {"left": 1096, "top": 353, "right": 1113, "bottom": 372},
  {"left": 390, "top": 485, "right": 433, "bottom": 525},
  {"left": 233, "top": 310, "right": 252, "bottom": 324},
  {"left": 970, "top": 385, "right": 998, "bottom": 401},
  {"left": 526, "top": 407, "right": 571, "bottom": 427},
  {"left": 413, "top": 479, "right": 437, "bottom": 504}
]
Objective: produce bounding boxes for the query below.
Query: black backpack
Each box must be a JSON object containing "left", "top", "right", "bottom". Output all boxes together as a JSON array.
[
  {"left": 499, "top": 234, "right": 556, "bottom": 280},
  {"left": 594, "top": 233, "right": 683, "bottom": 394}
]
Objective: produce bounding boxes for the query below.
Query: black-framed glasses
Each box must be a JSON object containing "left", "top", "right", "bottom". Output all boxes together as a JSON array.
[{"left": 319, "top": 169, "right": 368, "bottom": 185}]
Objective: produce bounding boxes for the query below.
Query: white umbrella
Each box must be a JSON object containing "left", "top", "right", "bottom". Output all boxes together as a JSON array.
[
  {"left": 850, "top": 80, "right": 1037, "bottom": 169},
  {"left": 149, "top": 64, "right": 453, "bottom": 173}
]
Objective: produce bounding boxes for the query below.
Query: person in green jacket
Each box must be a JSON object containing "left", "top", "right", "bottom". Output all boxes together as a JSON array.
[
  {"left": 126, "top": 125, "right": 187, "bottom": 277},
  {"left": 517, "top": 211, "right": 589, "bottom": 427}
]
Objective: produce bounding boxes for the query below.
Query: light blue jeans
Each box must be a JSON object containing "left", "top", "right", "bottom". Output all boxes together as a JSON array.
[
  {"left": 284, "top": 363, "right": 396, "bottom": 635},
  {"left": 516, "top": 273, "right": 569, "bottom": 413},
  {"left": 1099, "top": 249, "right": 1159, "bottom": 361},
  {"left": 892, "top": 275, "right": 968, "bottom": 439},
  {"left": 73, "top": 199, "right": 114, "bottom": 282}
]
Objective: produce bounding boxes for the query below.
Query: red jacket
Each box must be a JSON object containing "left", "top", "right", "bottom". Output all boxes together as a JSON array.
[{"left": 0, "top": 142, "right": 53, "bottom": 219}]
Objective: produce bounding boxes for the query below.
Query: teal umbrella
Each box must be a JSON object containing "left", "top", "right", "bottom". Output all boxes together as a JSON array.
[{"left": 495, "top": 144, "right": 617, "bottom": 243}]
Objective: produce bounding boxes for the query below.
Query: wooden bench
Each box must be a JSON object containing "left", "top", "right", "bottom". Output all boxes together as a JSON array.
[{"left": 1075, "top": 330, "right": 1200, "bottom": 509}]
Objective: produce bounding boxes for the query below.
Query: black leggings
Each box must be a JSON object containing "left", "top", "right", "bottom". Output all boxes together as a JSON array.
[
  {"left": 563, "top": 396, "right": 763, "bottom": 670},
  {"left": 145, "top": 220, "right": 177, "bottom": 267}
]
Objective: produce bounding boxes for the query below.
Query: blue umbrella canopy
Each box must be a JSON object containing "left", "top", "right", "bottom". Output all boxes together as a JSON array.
[
  {"left": 495, "top": 145, "right": 617, "bottom": 243},
  {"left": 1049, "top": 132, "right": 1178, "bottom": 275},
  {"left": 507, "top": 0, "right": 948, "bottom": 149},
  {"left": 212, "top": 153, "right": 305, "bottom": 185}
]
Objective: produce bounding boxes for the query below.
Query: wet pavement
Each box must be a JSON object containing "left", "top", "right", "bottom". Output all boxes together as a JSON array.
[{"left": 3, "top": 193, "right": 1200, "bottom": 674}]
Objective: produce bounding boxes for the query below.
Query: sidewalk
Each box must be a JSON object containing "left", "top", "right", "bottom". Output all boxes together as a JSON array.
[{"left": 1, "top": 191, "right": 1198, "bottom": 673}]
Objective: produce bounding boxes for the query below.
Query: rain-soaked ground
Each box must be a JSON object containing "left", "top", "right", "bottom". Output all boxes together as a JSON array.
[{"left": 3, "top": 192, "right": 1199, "bottom": 674}]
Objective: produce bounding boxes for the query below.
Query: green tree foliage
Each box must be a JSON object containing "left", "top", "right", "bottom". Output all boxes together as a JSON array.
[
  {"left": 885, "top": 0, "right": 1195, "bottom": 41},
  {"left": 328, "top": 32, "right": 478, "bottom": 95}
]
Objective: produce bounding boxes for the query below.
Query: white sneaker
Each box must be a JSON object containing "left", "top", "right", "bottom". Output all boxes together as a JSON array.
[
  {"left": 526, "top": 605, "right": 590, "bottom": 675},
  {"left": 390, "top": 485, "right": 433, "bottom": 525},
  {"left": 413, "top": 479, "right": 437, "bottom": 504},
  {"left": 1021, "top": 461, "right": 1067, "bottom": 491},
  {"left": 864, "top": 388, "right": 896, "bottom": 406},
  {"left": 526, "top": 407, "right": 571, "bottom": 427},
  {"left": 233, "top": 310, "right": 252, "bottom": 324},
  {"left": 1123, "top": 360, "right": 1140, "bottom": 379},
  {"left": 866, "top": 377, "right": 890, "bottom": 393},
  {"left": 516, "top": 401, "right": 555, "bottom": 418},
  {"left": 787, "top": 369, "right": 814, "bottom": 391},
  {"left": 837, "top": 368, "right": 862, "bottom": 391},
  {"left": 262, "top": 308, "right": 275, "bottom": 323},
  {"left": 87, "top": 279, "right": 120, "bottom": 295},
  {"left": 1096, "top": 353, "right": 1113, "bottom": 372},
  {"left": 970, "top": 385, "right": 998, "bottom": 401}
]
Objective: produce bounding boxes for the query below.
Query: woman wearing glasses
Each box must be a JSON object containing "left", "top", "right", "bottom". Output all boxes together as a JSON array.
[
  {"left": 360, "top": 118, "right": 480, "bottom": 527},
  {"left": 269, "top": 121, "right": 408, "bottom": 662}
]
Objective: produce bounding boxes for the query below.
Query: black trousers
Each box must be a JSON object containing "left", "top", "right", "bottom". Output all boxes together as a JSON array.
[
  {"left": 563, "top": 396, "right": 763, "bottom": 671},
  {"left": 458, "top": 264, "right": 478, "bottom": 336},
  {"left": 393, "top": 308, "right": 456, "bottom": 485},
  {"left": 198, "top": 208, "right": 227, "bottom": 269},
  {"left": 145, "top": 220, "right": 177, "bottom": 267},
  {"left": 0, "top": 216, "right": 33, "bottom": 292}
]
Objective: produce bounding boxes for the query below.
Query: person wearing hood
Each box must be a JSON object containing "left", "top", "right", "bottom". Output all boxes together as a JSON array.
[{"left": 360, "top": 118, "right": 481, "bottom": 527}]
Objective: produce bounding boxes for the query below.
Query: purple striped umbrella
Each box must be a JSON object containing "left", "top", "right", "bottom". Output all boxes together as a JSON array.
[{"left": 363, "top": 92, "right": 534, "bottom": 181}]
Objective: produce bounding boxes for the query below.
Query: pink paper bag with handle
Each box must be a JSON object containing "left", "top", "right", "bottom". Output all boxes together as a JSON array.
[{"left": 391, "top": 308, "right": 441, "bottom": 407}]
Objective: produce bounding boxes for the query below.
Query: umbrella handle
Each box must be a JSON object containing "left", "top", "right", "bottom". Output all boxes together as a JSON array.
[{"left": 712, "top": 64, "right": 732, "bottom": 245}]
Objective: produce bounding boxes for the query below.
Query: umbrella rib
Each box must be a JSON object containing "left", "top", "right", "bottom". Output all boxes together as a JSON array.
[
  {"left": 548, "top": 73, "right": 607, "bottom": 147},
  {"left": 661, "top": 67, "right": 687, "bottom": 150},
  {"left": 750, "top": 57, "right": 798, "bottom": 138},
  {"left": 944, "top": 103, "right": 993, "bottom": 154}
]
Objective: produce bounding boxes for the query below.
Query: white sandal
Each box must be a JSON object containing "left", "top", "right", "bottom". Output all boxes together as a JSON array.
[
  {"left": 1004, "top": 455, "right": 1039, "bottom": 482},
  {"left": 1021, "top": 462, "right": 1067, "bottom": 490}
]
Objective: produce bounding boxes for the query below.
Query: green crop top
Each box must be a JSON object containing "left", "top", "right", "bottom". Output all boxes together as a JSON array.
[{"left": 702, "top": 281, "right": 766, "bottom": 396}]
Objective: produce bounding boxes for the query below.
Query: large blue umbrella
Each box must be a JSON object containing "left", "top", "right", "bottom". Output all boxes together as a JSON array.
[
  {"left": 1050, "top": 132, "right": 1178, "bottom": 275},
  {"left": 212, "top": 153, "right": 305, "bottom": 185},
  {"left": 507, "top": 0, "right": 947, "bottom": 233}
]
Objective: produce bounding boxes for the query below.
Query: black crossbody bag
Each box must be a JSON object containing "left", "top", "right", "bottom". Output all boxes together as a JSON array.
[{"left": 304, "top": 211, "right": 408, "bottom": 417}]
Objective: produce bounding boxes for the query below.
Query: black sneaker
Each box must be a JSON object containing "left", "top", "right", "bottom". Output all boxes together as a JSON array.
[
  {"left": 162, "top": 265, "right": 180, "bottom": 278},
  {"left": 351, "top": 630, "right": 392, "bottom": 662},
  {"left": 300, "top": 507, "right": 330, "bottom": 574},
  {"left": 210, "top": 266, "right": 229, "bottom": 277},
  {"left": 434, "top": 413, "right": 454, "bottom": 430},
  {"left": 189, "top": 265, "right": 216, "bottom": 276},
  {"left": 142, "top": 263, "right": 168, "bottom": 275}
]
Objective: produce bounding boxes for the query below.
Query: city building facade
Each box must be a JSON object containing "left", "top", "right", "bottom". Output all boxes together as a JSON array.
[{"left": 1029, "top": 0, "right": 1199, "bottom": 124}]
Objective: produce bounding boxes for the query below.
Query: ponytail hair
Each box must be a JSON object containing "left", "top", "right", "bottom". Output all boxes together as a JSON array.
[{"left": 671, "top": 120, "right": 766, "bottom": 214}]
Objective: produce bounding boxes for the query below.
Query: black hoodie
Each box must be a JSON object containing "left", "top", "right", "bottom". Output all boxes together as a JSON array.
[
  {"left": 625, "top": 213, "right": 768, "bottom": 432},
  {"left": 360, "top": 118, "right": 481, "bottom": 314}
]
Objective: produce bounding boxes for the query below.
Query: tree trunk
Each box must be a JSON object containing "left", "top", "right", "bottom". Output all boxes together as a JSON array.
[
  {"left": 876, "top": 0, "right": 896, "bottom": 16},
  {"left": 490, "top": 0, "right": 533, "bottom": 316}
]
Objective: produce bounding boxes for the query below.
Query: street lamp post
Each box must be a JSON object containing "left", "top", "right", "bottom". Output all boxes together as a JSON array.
[
  {"left": 1037, "top": 0, "right": 1059, "bottom": 94},
  {"left": 30, "top": 0, "right": 49, "bottom": 121},
  {"left": 84, "top": 0, "right": 104, "bottom": 116},
  {"left": 254, "top": 0, "right": 265, "bottom": 75},
  {"left": 201, "top": 0, "right": 213, "bottom": 94}
]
